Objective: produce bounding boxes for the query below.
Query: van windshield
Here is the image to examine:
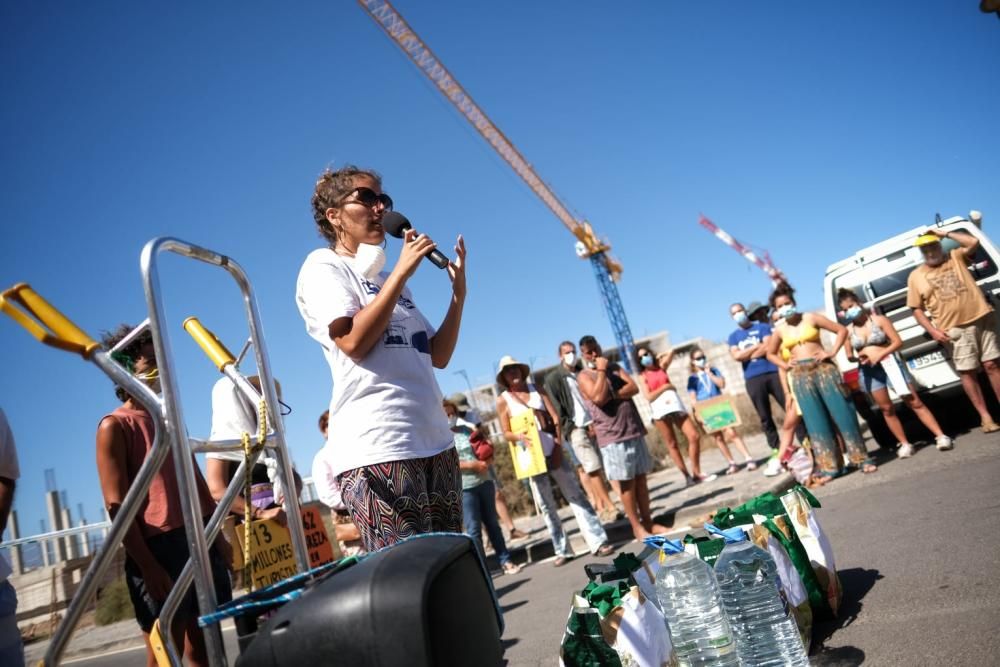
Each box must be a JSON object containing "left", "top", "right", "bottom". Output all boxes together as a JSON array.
[{"left": 831, "top": 227, "right": 997, "bottom": 310}]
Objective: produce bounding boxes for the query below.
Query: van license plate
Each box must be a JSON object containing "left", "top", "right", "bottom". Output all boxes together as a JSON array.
[{"left": 907, "top": 350, "right": 946, "bottom": 370}]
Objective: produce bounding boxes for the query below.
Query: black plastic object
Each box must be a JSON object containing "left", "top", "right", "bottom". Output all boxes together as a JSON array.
[{"left": 236, "top": 534, "right": 504, "bottom": 667}]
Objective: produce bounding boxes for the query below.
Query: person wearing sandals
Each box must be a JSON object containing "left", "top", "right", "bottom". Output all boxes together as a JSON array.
[
  {"left": 495, "top": 357, "right": 615, "bottom": 567},
  {"left": 444, "top": 400, "right": 522, "bottom": 575},
  {"left": 837, "top": 289, "right": 953, "bottom": 456},
  {"left": 577, "top": 337, "right": 671, "bottom": 541},
  {"left": 685, "top": 348, "right": 757, "bottom": 475},
  {"left": 765, "top": 283, "right": 877, "bottom": 478},
  {"left": 907, "top": 229, "right": 1000, "bottom": 433},
  {"left": 634, "top": 346, "right": 715, "bottom": 484}
]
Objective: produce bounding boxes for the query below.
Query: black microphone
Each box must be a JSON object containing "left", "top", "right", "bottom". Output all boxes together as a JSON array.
[{"left": 382, "top": 211, "right": 450, "bottom": 270}]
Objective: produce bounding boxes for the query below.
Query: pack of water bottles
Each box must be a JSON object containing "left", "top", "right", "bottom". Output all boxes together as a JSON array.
[{"left": 560, "top": 484, "right": 838, "bottom": 666}]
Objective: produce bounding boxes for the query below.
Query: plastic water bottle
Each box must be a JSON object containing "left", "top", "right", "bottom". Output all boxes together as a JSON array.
[
  {"left": 713, "top": 536, "right": 809, "bottom": 666},
  {"left": 649, "top": 538, "right": 739, "bottom": 666}
]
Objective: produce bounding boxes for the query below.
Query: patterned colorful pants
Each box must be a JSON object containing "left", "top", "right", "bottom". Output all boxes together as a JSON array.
[
  {"left": 788, "top": 360, "right": 871, "bottom": 476},
  {"left": 338, "top": 448, "right": 462, "bottom": 552}
]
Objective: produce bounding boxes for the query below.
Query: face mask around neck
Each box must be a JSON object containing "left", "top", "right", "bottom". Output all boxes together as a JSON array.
[{"left": 353, "top": 243, "right": 386, "bottom": 279}]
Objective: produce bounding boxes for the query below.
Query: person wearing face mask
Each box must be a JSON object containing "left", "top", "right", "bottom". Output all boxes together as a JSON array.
[
  {"left": 907, "top": 229, "right": 1000, "bottom": 433},
  {"left": 765, "top": 284, "right": 877, "bottom": 478},
  {"left": 728, "top": 301, "right": 808, "bottom": 457},
  {"left": 543, "top": 341, "right": 620, "bottom": 522},
  {"left": 577, "top": 336, "right": 670, "bottom": 541},
  {"left": 96, "top": 324, "right": 232, "bottom": 667},
  {"left": 634, "top": 346, "right": 712, "bottom": 485},
  {"left": 443, "top": 400, "right": 522, "bottom": 575},
  {"left": 496, "top": 357, "right": 615, "bottom": 566},
  {"left": 837, "top": 288, "right": 952, "bottom": 457},
  {"left": 685, "top": 348, "right": 757, "bottom": 475},
  {"left": 296, "top": 166, "right": 468, "bottom": 551}
]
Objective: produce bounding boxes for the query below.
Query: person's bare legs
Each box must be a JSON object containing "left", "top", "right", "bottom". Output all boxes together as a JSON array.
[
  {"left": 983, "top": 359, "right": 1000, "bottom": 410},
  {"left": 182, "top": 617, "right": 209, "bottom": 667},
  {"left": 778, "top": 410, "right": 800, "bottom": 460},
  {"left": 870, "top": 387, "right": 910, "bottom": 444},
  {"left": 713, "top": 433, "right": 736, "bottom": 465},
  {"left": 676, "top": 415, "right": 703, "bottom": 477},
  {"left": 723, "top": 427, "right": 754, "bottom": 462},
  {"left": 959, "top": 368, "right": 995, "bottom": 425},
  {"left": 576, "top": 465, "right": 598, "bottom": 508},
  {"left": 653, "top": 418, "right": 690, "bottom": 479},
  {"left": 587, "top": 469, "right": 617, "bottom": 514},
  {"left": 141, "top": 634, "right": 156, "bottom": 667},
  {"left": 900, "top": 387, "right": 945, "bottom": 437},
  {"left": 494, "top": 487, "right": 517, "bottom": 534},
  {"left": 635, "top": 473, "right": 669, "bottom": 534},
  {"left": 615, "top": 478, "right": 652, "bottom": 540}
]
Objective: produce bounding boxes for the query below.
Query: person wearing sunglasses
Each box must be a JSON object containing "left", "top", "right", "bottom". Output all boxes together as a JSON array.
[{"left": 296, "top": 166, "right": 468, "bottom": 552}]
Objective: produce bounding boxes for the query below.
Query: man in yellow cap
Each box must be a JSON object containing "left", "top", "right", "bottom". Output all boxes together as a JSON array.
[{"left": 907, "top": 228, "right": 1000, "bottom": 433}]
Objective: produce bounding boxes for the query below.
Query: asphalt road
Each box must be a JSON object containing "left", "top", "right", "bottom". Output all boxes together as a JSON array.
[
  {"left": 497, "top": 414, "right": 1000, "bottom": 666},
  {"left": 65, "top": 413, "right": 999, "bottom": 666}
]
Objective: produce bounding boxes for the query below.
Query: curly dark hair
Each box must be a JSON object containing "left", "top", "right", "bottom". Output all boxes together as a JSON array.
[
  {"left": 318, "top": 409, "right": 329, "bottom": 434},
  {"left": 100, "top": 323, "right": 151, "bottom": 402},
  {"left": 836, "top": 287, "right": 861, "bottom": 306},
  {"left": 310, "top": 165, "right": 382, "bottom": 247},
  {"left": 768, "top": 281, "right": 797, "bottom": 309}
]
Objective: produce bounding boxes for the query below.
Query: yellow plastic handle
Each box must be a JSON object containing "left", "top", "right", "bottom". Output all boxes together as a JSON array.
[
  {"left": 183, "top": 316, "right": 235, "bottom": 371},
  {"left": 0, "top": 283, "right": 100, "bottom": 358}
]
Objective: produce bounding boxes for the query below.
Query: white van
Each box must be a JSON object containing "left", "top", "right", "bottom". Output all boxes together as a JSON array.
[{"left": 822, "top": 211, "right": 999, "bottom": 399}]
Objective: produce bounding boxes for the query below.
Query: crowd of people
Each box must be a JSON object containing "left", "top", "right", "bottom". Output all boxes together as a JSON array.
[{"left": 1, "top": 166, "right": 998, "bottom": 667}]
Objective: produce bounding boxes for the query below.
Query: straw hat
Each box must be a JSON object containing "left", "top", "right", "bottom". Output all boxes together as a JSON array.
[
  {"left": 496, "top": 356, "right": 530, "bottom": 388},
  {"left": 914, "top": 232, "right": 942, "bottom": 247}
]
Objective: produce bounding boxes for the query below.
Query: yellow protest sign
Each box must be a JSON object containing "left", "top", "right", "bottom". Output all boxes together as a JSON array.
[
  {"left": 507, "top": 410, "right": 547, "bottom": 479},
  {"left": 235, "top": 518, "right": 298, "bottom": 591}
]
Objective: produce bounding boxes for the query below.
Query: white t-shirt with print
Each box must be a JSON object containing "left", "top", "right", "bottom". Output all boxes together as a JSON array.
[{"left": 295, "top": 248, "right": 453, "bottom": 478}]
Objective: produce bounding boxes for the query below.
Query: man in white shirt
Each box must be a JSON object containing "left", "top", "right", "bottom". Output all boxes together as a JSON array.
[
  {"left": 543, "top": 341, "right": 620, "bottom": 523},
  {"left": 0, "top": 407, "right": 24, "bottom": 666}
]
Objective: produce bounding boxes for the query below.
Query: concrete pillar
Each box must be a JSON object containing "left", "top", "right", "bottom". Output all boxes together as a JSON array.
[
  {"left": 45, "top": 491, "right": 67, "bottom": 562},
  {"left": 60, "top": 507, "right": 77, "bottom": 560},
  {"left": 78, "top": 519, "right": 90, "bottom": 557},
  {"left": 7, "top": 510, "right": 23, "bottom": 575}
]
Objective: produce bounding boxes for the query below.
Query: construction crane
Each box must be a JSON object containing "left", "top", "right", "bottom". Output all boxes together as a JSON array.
[
  {"left": 698, "top": 214, "right": 788, "bottom": 286},
  {"left": 358, "top": 0, "right": 637, "bottom": 371}
]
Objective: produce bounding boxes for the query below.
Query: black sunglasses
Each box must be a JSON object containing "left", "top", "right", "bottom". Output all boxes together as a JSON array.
[{"left": 340, "top": 187, "right": 393, "bottom": 211}]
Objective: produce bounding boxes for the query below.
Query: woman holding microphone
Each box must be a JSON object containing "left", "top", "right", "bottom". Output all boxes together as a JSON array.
[{"left": 296, "top": 166, "right": 467, "bottom": 551}]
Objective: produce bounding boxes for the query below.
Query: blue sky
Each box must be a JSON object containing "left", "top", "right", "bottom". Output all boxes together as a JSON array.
[{"left": 2, "top": 1, "right": 997, "bottom": 539}]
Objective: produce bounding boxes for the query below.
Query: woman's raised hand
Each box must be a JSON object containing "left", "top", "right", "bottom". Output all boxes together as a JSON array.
[{"left": 446, "top": 235, "right": 467, "bottom": 300}]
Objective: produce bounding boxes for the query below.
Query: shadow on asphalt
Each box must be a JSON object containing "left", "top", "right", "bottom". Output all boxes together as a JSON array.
[
  {"left": 501, "top": 599, "right": 529, "bottom": 614},
  {"left": 500, "top": 637, "right": 520, "bottom": 665},
  {"left": 650, "top": 486, "right": 736, "bottom": 528},
  {"left": 810, "top": 566, "right": 884, "bottom": 665},
  {"left": 494, "top": 578, "right": 530, "bottom": 598}
]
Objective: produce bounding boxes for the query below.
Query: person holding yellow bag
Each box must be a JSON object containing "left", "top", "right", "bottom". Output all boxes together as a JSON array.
[{"left": 496, "top": 356, "right": 614, "bottom": 566}]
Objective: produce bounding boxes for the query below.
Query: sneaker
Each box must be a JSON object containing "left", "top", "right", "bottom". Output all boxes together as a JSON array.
[
  {"left": 897, "top": 443, "right": 915, "bottom": 458},
  {"left": 745, "top": 460, "right": 758, "bottom": 471},
  {"left": 762, "top": 458, "right": 783, "bottom": 477},
  {"left": 693, "top": 473, "right": 718, "bottom": 483},
  {"left": 935, "top": 435, "right": 954, "bottom": 451},
  {"left": 502, "top": 561, "right": 523, "bottom": 575}
]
